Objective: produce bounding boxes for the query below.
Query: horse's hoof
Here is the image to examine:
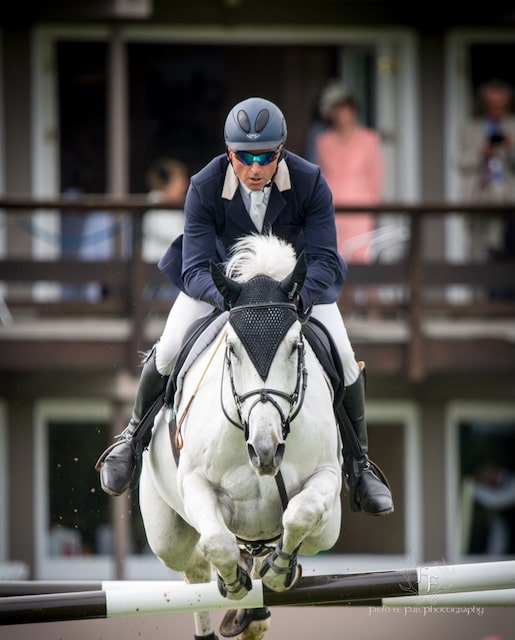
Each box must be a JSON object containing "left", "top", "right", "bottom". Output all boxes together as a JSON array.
[
  {"left": 216, "top": 553, "right": 253, "bottom": 600},
  {"left": 259, "top": 540, "right": 302, "bottom": 591},
  {"left": 219, "top": 608, "right": 271, "bottom": 638},
  {"left": 261, "top": 560, "right": 302, "bottom": 592}
]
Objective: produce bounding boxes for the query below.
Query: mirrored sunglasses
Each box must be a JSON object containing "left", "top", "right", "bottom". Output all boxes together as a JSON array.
[{"left": 234, "top": 150, "right": 279, "bottom": 166}]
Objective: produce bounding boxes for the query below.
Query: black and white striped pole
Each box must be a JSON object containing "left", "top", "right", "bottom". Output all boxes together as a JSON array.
[{"left": 1, "top": 560, "right": 514, "bottom": 625}]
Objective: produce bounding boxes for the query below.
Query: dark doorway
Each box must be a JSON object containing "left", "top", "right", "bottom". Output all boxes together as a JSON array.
[
  {"left": 127, "top": 43, "right": 339, "bottom": 189},
  {"left": 56, "top": 41, "right": 342, "bottom": 192},
  {"left": 56, "top": 41, "right": 383, "bottom": 194},
  {"left": 57, "top": 41, "right": 108, "bottom": 194}
]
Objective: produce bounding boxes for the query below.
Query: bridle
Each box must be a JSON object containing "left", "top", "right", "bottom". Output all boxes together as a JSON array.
[
  {"left": 220, "top": 302, "right": 309, "bottom": 549},
  {"left": 220, "top": 310, "right": 308, "bottom": 442}
]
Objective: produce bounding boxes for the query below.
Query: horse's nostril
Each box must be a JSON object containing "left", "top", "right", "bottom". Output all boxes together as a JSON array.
[
  {"left": 247, "top": 440, "right": 285, "bottom": 475},
  {"left": 274, "top": 443, "right": 285, "bottom": 465},
  {"left": 247, "top": 443, "right": 260, "bottom": 467}
]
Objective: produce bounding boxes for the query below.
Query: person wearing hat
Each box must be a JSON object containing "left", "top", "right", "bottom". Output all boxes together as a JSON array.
[
  {"left": 95, "top": 97, "right": 393, "bottom": 517},
  {"left": 315, "top": 81, "right": 384, "bottom": 263}
]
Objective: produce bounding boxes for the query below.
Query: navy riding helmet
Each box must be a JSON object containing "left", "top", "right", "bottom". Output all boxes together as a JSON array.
[{"left": 224, "top": 97, "right": 288, "bottom": 152}]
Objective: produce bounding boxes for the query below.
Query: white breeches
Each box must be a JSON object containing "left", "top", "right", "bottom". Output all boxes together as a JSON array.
[
  {"left": 310, "top": 302, "right": 360, "bottom": 385},
  {"left": 155, "top": 292, "right": 360, "bottom": 386}
]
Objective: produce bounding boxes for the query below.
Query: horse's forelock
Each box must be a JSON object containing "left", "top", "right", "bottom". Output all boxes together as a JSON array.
[{"left": 225, "top": 234, "right": 296, "bottom": 283}]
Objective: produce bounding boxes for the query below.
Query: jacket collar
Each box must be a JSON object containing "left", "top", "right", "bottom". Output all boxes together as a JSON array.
[
  {"left": 221, "top": 157, "right": 291, "bottom": 200},
  {"left": 222, "top": 159, "right": 289, "bottom": 233}
]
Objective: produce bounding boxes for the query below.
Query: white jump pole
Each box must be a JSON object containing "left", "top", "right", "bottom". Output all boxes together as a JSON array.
[{"left": 1, "top": 560, "right": 513, "bottom": 625}]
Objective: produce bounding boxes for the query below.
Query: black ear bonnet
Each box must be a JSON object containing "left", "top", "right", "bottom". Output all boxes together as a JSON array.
[
  {"left": 210, "top": 256, "right": 306, "bottom": 380},
  {"left": 228, "top": 276, "right": 298, "bottom": 379}
]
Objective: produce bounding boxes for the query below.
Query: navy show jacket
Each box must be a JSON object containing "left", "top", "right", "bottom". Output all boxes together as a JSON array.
[{"left": 158, "top": 149, "right": 347, "bottom": 310}]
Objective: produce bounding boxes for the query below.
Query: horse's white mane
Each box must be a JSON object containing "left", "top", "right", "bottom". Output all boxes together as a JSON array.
[{"left": 225, "top": 233, "right": 297, "bottom": 283}]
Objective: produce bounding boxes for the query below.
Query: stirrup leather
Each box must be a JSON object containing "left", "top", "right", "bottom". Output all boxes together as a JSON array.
[{"left": 94, "top": 428, "right": 141, "bottom": 472}]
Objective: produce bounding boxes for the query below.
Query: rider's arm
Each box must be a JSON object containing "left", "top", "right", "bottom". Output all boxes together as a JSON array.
[
  {"left": 295, "top": 166, "right": 347, "bottom": 310},
  {"left": 181, "top": 178, "right": 226, "bottom": 309}
]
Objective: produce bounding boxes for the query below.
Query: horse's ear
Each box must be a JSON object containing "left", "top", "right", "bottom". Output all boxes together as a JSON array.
[
  {"left": 280, "top": 252, "right": 307, "bottom": 300},
  {"left": 210, "top": 261, "right": 242, "bottom": 306}
]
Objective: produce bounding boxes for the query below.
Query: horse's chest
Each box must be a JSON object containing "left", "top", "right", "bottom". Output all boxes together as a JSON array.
[{"left": 217, "top": 475, "right": 285, "bottom": 539}]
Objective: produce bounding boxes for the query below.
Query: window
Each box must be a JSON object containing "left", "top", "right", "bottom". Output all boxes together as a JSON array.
[
  {"left": 35, "top": 400, "right": 169, "bottom": 579},
  {"left": 46, "top": 419, "right": 152, "bottom": 558},
  {"left": 333, "top": 421, "right": 405, "bottom": 555},
  {"left": 0, "top": 403, "right": 7, "bottom": 562},
  {"left": 57, "top": 41, "right": 107, "bottom": 195},
  {"left": 46, "top": 418, "right": 152, "bottom": 557},
  {"left": 0, "top": 403, "right": 28, "bottom": 579},
  {"left": 304, "top": 402, "right": 422, "bottom": 572},
  {"left": 446, "top": 402, "right": 515, "bottom": 561},
  {"left": 47, "top": 420, "right": 108, "bottom": 556}
]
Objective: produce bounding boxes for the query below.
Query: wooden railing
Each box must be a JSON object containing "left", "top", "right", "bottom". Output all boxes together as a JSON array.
[{"left": 1, "top": 197, "right": 514, "bottom": 379}]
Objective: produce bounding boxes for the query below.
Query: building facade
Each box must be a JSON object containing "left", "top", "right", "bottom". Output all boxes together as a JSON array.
[{"left": 0, "top": 1, "right": 514, "bottom": 584}]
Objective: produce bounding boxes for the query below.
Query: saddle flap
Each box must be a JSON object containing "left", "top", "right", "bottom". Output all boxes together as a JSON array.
[
  {"left": 164, "top": 308, "right": 229, "bottom": 408},
  {"left": 302, "top": 317, "right": 344, "bottom": 409}
]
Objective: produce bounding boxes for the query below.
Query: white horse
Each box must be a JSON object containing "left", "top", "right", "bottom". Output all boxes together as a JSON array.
[{"left": 139, "top": 234, "right": 343, "bottom": 640}]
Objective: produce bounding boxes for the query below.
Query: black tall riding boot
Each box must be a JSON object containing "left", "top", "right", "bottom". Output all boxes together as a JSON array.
[
  {"left": 338, "top": 365, "right": 394, "bottom": 516},
  {"left": 95, "top": 345, "right": 166, "bottom": 496}
]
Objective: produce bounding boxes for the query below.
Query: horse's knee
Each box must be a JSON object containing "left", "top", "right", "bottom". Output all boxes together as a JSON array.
[
  {"left": 285, "top": 498, "right": 341, "bottom": 555},
  {"left": 283, "top": 504, "right": 324, "bottom": 538}
]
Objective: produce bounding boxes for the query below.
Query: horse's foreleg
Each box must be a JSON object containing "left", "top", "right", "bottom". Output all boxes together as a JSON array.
[
  {"left": 183, "top": 555, "right": 218, "bottom": 640},
  {"left": 260, "top": 466, "right": 341, "bottom": 592},
  {"left": 219, "top": 557, "right": 272, "bottom": 640},
  {"left": 283, "top": 466, "right": 342, "bottom": 554},
  {"left": 182, "top": 470, "right": 252, "bottom": 600},
  {"left": 140, "top": 459, "right": 218, "bottom": 638}
]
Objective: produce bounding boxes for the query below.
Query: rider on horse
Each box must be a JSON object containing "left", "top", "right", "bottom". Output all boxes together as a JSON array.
[{"left": 96, "top": 97, "right": 393, "bottom": 516}]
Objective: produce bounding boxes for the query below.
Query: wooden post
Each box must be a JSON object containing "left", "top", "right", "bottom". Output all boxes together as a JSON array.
[
  {"left": 406, "top": 211, "right": 425, "bottom": 381},
  {"left": 109, "top": 399, "right": 130, "bottom": 580}
]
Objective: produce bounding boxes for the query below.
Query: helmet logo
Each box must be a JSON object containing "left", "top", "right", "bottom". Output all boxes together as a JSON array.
[{"left": 246, "top": 133, "right": 260, "bottom": 140}]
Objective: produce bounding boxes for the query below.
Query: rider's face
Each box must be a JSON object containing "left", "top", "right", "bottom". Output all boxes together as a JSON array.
[{"left": 228, "top": 147, "right": 281, "bottom": 191}]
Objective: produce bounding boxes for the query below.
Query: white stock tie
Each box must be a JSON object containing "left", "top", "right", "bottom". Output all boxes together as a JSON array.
[{"left": 249, "top": 189, "right": 266, "bottom": 232}]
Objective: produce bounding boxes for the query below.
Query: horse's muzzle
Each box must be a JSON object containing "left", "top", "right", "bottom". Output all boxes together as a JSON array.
[{"left": 247, "top": 441, "right": 285, "bottom": 475}]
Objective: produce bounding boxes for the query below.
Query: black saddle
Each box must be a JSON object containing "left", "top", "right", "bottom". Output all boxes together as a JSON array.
[
  {"left": 164, "top": 307, "right": 225, "bottom": 407},
  {"left": 301, "top": 316, "right": 345, "bottom": 411},
  {"left": 164, "top": 309, "right": 344, "bottom": 413}
]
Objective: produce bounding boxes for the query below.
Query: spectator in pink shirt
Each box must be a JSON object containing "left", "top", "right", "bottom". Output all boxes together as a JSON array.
[{"left": 315, "top": 81, "right": 384, "bottom": 263}]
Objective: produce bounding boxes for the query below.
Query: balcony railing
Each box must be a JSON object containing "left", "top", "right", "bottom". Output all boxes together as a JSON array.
[{"left": 0, "top": 197, "right": 514, "bottom": 380}]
